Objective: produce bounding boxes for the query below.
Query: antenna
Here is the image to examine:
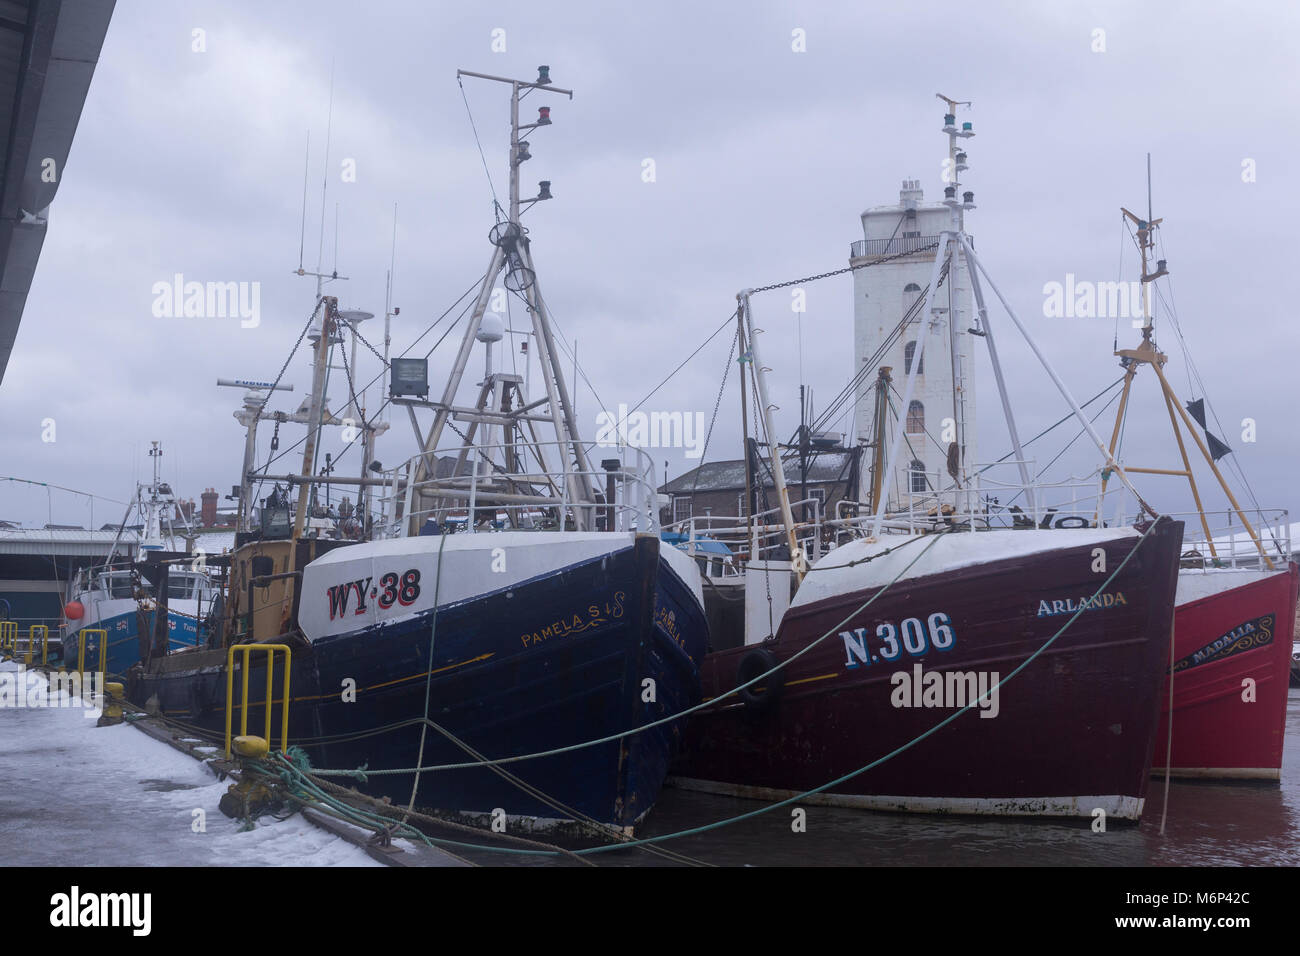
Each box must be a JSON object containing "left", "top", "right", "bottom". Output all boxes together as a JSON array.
[
  {"left": 315, "top": 59, "right": 336, "bottom": 295},
  {"left": 385, "top": 203, "right": 397, "bottom": 369},
  {"left": 1147, "top": 152, "right": 1153, "bottom": 225},
  {"left": 294, "top": 67, "right": 348, "bottom": 293},
  {"left": 1120, "top": 153, "right": 1167, "bottom": 337},
  {"left": 298, "top": 131, "right": 310, "bottom": 272}
]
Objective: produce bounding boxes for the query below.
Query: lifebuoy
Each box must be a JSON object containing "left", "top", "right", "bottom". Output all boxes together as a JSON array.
[
  {"left": 1053, "top": 516, "right": 1091, "bottom": 529},
  {"left": 737, "top": 647, "right": 785, "bottom": 712}
]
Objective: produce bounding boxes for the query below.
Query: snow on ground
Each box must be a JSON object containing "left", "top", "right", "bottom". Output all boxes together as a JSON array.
[{"left": 0, "top": 660, "right": 381, "bottom": 866}]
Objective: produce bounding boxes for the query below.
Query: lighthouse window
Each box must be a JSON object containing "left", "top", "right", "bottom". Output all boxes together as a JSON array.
[
  {"left": 909, "top": 460, "right": 927, "bottom": 493},
  {"left": 906, "top": 401, "right": 925, "bottom": 434},
  {"left": 904, "top": 341, "right": 924, "bottom": 375},
  {"left": 902, "top": 283, "right": 923, "bottom": 322}
]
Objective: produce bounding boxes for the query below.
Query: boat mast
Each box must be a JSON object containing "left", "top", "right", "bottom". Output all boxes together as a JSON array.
[
  {"left": 140, "top": 441, "right": 164, "bottom": 552},
  {"left": 938, "top": 94, "right": 970, "bottom": 503},
  {"left": 362, "top": 205, "right": 398, "bottom": 529},
  {"left": 866, "top": 366, "right": 892, "bottom": 512},
  {"left": 410, "top": 67, "right": 597, "bottom": 534},
  {"left": 872, "top": 96, "right": 1152, "bottom": 538},
  {"left": 739, "top": 289, "right": 804, "bottom": 581},
  {"left": 737, "top": 309, "right": 754, "bottom": 554},
  {"left": 1097, "top": 160, "right": 1273, "bottom": 568},
  {"left": 293, "top": 296, "right": 338, "bottom": 539}
]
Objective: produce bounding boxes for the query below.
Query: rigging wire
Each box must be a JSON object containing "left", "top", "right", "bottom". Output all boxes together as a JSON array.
[
  {"left": 248, "top": 276, "right": 484, "bottom": 488},
  {"left": 458, "top": 76, "right": 502, "bottom": 216},
  {"left": 686, "top": 325, "right": 740, "bottom": 503}
]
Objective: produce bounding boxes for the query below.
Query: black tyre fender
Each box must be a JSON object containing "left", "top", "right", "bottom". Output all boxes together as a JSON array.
[
  {"left": 737, "top": 648, "right": 785, "bottom": 711},
  {"left": 1053, "top": 516, "right": 1091, "bottom": 529}
]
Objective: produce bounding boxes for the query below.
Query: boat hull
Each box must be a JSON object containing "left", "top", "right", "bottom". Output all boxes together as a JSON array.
[
  {"left": 63, "top": 606, "right": 201, "bottom": 679},
  {"left": 130, "top": 533, "right": 706, "bottom": 830},
  {"left": 671, "top": 520, "right": 1184, "bottom": 820},
  {"left": 1152, "top": 563, "right": 1300, "bottom": 779}
]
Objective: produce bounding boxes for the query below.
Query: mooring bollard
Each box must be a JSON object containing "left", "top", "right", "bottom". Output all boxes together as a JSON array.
[
  {"left": 98, "top": 681, "right": 125, "bottom": 727},
  {"left": 232, "top": 735, "right": 270, "bottom": 759}
]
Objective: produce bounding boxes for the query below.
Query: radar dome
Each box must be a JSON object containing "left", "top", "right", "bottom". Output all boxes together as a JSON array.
[{"left": 477, "top": 313, "right": 505, "bottom": 343}]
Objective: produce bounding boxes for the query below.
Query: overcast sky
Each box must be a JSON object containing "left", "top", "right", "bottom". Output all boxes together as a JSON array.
[{"left": 2, "top": 0, "right": 1297, "bottom": 538}]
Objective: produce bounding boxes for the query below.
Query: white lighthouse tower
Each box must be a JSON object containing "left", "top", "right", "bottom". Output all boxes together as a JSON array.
[{"left": 851, "top": 110, "right": 980, "bottom": 509}]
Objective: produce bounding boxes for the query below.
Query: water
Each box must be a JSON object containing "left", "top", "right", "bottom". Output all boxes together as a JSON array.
[{"left": 455, "top": 689, "right": 1300, "bottom": 866}]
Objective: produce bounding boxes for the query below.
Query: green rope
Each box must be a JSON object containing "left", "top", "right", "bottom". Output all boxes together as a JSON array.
[
  {"left": 404, "top": 529, "right": 449, "bottom": 817},
  {"left": 243, "top": 753, "right": 435, "bottom": 848}
]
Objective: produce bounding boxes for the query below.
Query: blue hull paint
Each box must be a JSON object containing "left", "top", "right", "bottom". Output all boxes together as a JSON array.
[
  {"left": 131, "top": 536, "right": 707, "bottom": 829},
  {"left": 64, "top": 609, "right": 200, "bottom": 678}
]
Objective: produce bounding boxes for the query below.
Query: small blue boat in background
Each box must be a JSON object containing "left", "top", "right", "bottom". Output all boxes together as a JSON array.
[{"left": 60, "top": 443, "right": 218, "bottom": 678}]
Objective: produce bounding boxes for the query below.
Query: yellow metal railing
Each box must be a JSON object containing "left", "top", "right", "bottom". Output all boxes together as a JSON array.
[
  {"left": 0, "top": 620, "right": 16, "bottom": 657},
  {"left": 77, "top": 627, "right": 108, "bottom": 678},
  {"left": 225, "top": 644, "right": 292, "bottom": 759},
  {"left": 71, "top": 627, "right": 108, "bottom": 708},
  {"left": 25, "top": 625, "right": 50, "bottom": 666}
]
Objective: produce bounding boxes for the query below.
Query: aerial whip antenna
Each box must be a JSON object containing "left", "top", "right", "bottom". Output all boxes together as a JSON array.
[{"left": 297, "top": 131, "right": 310, "bottom": 272}]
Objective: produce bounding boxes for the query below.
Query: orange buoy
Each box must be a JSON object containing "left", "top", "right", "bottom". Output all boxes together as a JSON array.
[{"left": 64, "top": 601, "right": 84, "bottom": 621}]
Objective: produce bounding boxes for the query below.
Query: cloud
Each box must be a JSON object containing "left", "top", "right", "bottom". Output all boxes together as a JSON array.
[{"left": 1, "top": 0, "right": 1294, "bottom": 530}]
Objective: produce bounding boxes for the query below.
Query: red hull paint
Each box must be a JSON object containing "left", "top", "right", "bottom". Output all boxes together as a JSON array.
[
  {"left": 673, "top": 520, "right": 1183, "bottom": 819},
  {"left": 1153, "top": 563, "right": 1300, "bottom": 778}
]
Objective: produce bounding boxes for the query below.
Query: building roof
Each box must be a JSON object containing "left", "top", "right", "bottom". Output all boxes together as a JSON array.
[
  {"left": 0, "top": 0, "right": 115, "bottom": 384},
  {"left": 191, "top": 530, "right": 236, "bottom": 554},
  {"left": 0, "top": 526, "right": 136, "bottom": 556},
  {"left": 662, "top": 451, "right": 856, "bottom": 495}
]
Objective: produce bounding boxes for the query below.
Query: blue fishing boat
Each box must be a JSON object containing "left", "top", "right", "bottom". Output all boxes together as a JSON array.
[
  {"left": 61, "top": 443, "right": 218, "bottom": 678},
  {"left": 129, "top": 65, "right": 707, "bottom": 832}
]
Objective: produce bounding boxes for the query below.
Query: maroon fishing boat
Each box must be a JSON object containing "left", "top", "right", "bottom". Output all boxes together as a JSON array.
[
  {"left": 1153, "top": 563, "right": 1300, "bottom": 779},
  {"left": 671, "top": 520, "right": 1183, "bottom": 821}
]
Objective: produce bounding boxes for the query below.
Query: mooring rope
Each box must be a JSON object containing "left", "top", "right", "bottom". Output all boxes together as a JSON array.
[{"left": 402, "top": 529, "right": 449, "bottom": 819}]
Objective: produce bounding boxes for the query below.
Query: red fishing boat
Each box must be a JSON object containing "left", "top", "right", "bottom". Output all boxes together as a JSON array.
[
  {"left": 666, "top": 98, "right": 1193, "bottom": 820},
  {"left": 1153, "top": 565, "right": 1300, "bottom": 778},
  {"left": 1094, "top": 200, "right": 1297, "bottom": 781},
  {"left": 672, "top": 521, "right": 1184, "bottom": 820}
]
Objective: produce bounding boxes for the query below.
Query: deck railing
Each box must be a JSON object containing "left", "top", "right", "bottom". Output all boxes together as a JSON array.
[
  {"left": 374, "top": 440, "right": 661, "bottom": 538},
  {"left": 849, "top": 235, "right": 945, "bottom": 259}
]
